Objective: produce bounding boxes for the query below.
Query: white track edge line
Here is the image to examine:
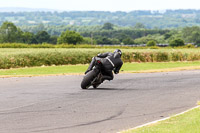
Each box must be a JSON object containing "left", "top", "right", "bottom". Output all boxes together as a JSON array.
[{"left": 118, "top": 105, "right": 200, "bottom": 133}]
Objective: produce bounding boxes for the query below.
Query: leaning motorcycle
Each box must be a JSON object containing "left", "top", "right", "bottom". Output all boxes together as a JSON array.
[{"left": 81, "top": 60, "right": 103, "bottom": 89}]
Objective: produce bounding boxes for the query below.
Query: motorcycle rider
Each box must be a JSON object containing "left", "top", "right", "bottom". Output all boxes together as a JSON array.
[{"left": 85, "top": 49, "right": 123, "bottom": 83}]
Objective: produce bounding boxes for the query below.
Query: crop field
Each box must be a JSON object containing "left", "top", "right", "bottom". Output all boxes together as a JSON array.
[
  {"left": 1, "top": 48, "right": 200, "bottom": 69},
  {"left": 1, "top": 47, "right": 200, "bottom": 55}
]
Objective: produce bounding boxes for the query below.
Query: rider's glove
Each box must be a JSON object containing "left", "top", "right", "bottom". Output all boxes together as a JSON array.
[{"left": 97, "top": 53, "right": 101, "bottom": 57}]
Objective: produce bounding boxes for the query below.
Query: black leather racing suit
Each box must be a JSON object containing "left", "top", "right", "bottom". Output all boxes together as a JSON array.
[{"left": 85, "top": 52, "right": 123, "bottom": 81}]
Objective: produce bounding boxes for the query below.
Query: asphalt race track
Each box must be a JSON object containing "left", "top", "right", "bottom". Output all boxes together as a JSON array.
[{"left": 0, "top": 70, "right": 200, "bottom": 133}]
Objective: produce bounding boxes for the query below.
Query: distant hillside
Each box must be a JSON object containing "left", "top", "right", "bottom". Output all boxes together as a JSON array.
[{"left": 1, "top": 9, "right": 200, "bottom": 28}]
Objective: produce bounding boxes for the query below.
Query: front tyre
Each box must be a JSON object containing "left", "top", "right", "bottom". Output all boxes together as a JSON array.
[{"left": 81, "top": 70, "right": 97, "bottom": 89}]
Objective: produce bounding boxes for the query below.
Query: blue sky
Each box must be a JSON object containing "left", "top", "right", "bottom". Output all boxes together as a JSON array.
[{"left": 0, "top": 0, "right": 200, "bottom": 11}]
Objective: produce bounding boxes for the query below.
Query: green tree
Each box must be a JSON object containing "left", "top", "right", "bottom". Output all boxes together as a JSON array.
[
  {"left": 49, "top": 36, "right": 58, "bottom": 44},
  {"left": 134, "top": 36, "right": 152, "bottom": 44},
  {"left": 164, "top": 33, "right": 172, "bottom": 40},
  {"left": 102, "top": 22, "right": 114, "bottom": 30},
  {"left": 111, "top": 38, "right": 120, "bottom": 44},
  {"left": 0, "top": 21, "right": 22, "bottom": 43},
  {"left": 134, "top": 23, "right": 146, "bottom": 29},
  {"left": 147, "top": 40, "right": 156, "bottom": 46},
  {"left": 115, "top": 33, "right": 129, "bottom": 42},
  {"left": 82, "top": 37, "right": 97, "bottom": 45},
  {"left": 169, "top": 38, "right": 185, "bottom": 47},
  {"left": 22, "top": 32, "right": 37, "bottom": 44},
  {"left": 58, "top": 30, "right": 83, "bottom": 45},
  {"left": 35, "top": 31, "right": 50, "bottom": 44},
  {"left": 122, "top": 37, "right": 134, "bottom": 45},
  {"left": 95, "top": 36, "right": 113, "bottom": 44},
  {"left": 190, "top": 31, "right": 200, "bottom": 45},
  {"left": 182, "top": 26, "right": 200, "bottom": 44}
]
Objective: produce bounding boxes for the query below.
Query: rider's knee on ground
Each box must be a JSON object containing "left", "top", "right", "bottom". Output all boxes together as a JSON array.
[{"left": 102, "top": 75, "right": 113, "bottom": 81}]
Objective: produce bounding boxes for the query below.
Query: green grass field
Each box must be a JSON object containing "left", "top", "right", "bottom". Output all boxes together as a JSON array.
[
  {"left": 1, "top": 61, "right": 200, "bottom": 77},
  {"left": 122, "top": 106, "right": 200, "bottom": 133},
  {"left": 1, "top": 48, "right": 200, "bottom": 55}
]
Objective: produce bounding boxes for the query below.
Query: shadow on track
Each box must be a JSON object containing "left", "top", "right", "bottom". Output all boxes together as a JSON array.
[
  {"left": 88, "top": 88, "right": 120, "bottom": 90},
  {"left": 88, "top": 88, "right": 140, "bottom": 91}
]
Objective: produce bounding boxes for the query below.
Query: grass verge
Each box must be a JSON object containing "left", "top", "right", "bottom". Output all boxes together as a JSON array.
[
  {"left": 121, "top": 105, "right": 200, "bottom": 133},
  {"left": 1, "top": 61, "right": 200, "bottom": 77}
]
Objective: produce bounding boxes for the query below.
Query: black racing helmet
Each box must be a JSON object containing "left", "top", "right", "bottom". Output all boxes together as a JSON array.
[{"left": 114, "top": 49, "right": 122, "bottom": 57}]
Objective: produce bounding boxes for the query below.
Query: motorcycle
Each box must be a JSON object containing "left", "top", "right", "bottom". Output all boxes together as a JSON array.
[{"left": 81, "top": 60, "right": 103, "bottom": 89}]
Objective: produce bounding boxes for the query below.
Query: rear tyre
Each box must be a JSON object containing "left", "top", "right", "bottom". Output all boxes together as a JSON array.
[{"left": 81, "top": 70, "right": 97, "bottom": 89}]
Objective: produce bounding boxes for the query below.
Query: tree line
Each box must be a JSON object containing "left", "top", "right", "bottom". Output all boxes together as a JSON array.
[
  {"left": 1, "top": 21, "right": 200, "bottom": 47},
  {"left": 0, "top": 22, "right": 83, "bottom": 44}
]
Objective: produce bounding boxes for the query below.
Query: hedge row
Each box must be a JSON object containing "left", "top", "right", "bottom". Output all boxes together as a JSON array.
[
  {"left": 0, "top": 43, "right": 144, "bottom": 49},
  {"left": 1, "top": 49, "right": 200, "bottom": 69},
  {"left": 122, "top": 52, "right": 200, "bottom": 62},
  {"left": 0, "top": 50, "right": 98, "bottom": 69},
  {"left": 0, "top": 43, "right": 197, "bottom": 49}
]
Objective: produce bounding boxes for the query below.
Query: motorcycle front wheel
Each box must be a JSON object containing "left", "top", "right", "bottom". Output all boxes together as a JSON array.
[{"left": 81, "top": 70, "right": 97, "bottom": 89}]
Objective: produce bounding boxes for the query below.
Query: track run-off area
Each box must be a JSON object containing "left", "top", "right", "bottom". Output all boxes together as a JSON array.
[{"left": 0, "top": 70, "right": 200, "bottom": 133}]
